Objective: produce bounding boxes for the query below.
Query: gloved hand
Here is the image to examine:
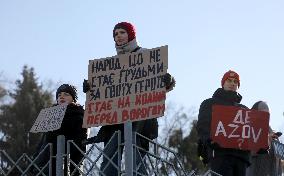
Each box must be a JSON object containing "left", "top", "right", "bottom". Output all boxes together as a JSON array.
[
  {"left": 197, "top": 139, "right": 204, "bottom": 156},
  {"left": 81, "top": 136, "right": 100, "bottom": 145},
  {"left": 162, "top": 73, "right": 176, "bottom": 91},
  {"left": 210, "top": 141, "right": 221, "bottom": 149},
  {"left": 257, "top": 148, "right": 268, "bottom": 154},
  {"left": 83, "top": 79, "right": 90, "bottom": 93},
  {"left": 197, "top": 139, "right": 209, "bottom": 165}
]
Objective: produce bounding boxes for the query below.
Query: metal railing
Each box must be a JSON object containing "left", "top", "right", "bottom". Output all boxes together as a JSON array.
[
  {"left": 79, "top": 130, "right": 192, "bottom": 176},
  {"left": 0, "top": 130, "right": 207, "bottom": 176},
  {"left": 0, "top": 143, "right": 53, "bottom": 175},
  {"left": 2, "top": 132, "right": 283, "bottom": 176}
]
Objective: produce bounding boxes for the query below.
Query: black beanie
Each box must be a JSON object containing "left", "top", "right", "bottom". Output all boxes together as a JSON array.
[{"left": 56, "top": 84, "right": 78, "bottom": 103}]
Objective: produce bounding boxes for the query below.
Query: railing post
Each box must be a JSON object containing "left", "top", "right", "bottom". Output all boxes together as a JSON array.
[
  {"left": 49, "top": 143, "right": 53, "bottom": 175},
  {"left": 124, "top": 121, "right": 133, "bottom": 176},
  {"left": 117, "top": 131, "right": 122, "bottom": 175},
  {"left": 56, "top": 135, "right": 65, "bottom": 176}
]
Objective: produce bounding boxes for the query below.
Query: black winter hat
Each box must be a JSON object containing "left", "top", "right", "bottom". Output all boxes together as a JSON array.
[{"left": 56, "top": 84, "right": 78, "bottom": 103}]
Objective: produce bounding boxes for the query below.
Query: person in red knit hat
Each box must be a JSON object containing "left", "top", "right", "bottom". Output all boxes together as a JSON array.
[
  {"left": 83, "top": 21, "right": 175, "bottom": 176},
  {"left": 221, "top": 70, "right": 240, "bottom": 89},
  {"left": 113, "top": 22, "right": 137, "bottom": 51},
  {"left": 197, "top": 70, "right": 250, "bottom": 176}
]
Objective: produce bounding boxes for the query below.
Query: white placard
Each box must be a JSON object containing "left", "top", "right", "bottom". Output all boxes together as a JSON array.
[
  {"left": 30, "top": 104, "right": 68, "bottom": 133},
  {"left": 83, "top": 45, "right": 168, "bottom": 128}
]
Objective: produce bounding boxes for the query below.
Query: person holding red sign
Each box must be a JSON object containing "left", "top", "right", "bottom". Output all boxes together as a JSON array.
[
  {"left": 197, "top": 70, "right": 250, "bottom": 176},
  {"left": 82, "top": 22, "right": 175, "bottom": 176}
]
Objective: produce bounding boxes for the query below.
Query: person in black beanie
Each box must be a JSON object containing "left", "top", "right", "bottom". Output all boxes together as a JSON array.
[
  {"left": 82, "top": 21, "right": 175, "bottom": 176},
  {"left": 196, "top": 70, "right": 250, "bottom": 176},
  {"left": 34, "top": 84, "right": 87, "bottom": 176}
]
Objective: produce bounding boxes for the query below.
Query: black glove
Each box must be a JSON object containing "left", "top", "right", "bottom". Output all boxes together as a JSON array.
[
  {"left": 197, "top": 139, "right": 205, "bottom": 157},
  {"left": 83, "top": 79, "right": 90, "bottom": 93},
  {"left": 197, "top": 139, "right": 209, "bottom": 165},
  {"left": 162, "top": 73, "right": 175, "bottom": 90},
  {"left": 210, "top": 142, "right": 221, "bottom": 149},
  {"left": 162, "top": 73, "right": 172, "bottom": 85},
  {"left": 257, "top": 148, "right": 268, "bottom": 154},
  {"left": 81, "top": 136, "right": 100, "bottom": 145}
]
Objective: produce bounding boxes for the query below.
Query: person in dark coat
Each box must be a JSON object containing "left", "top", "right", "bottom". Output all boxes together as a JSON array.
[
  {"left": 196, "top": 70, "right": 250, "bottom": 176},
  {"left": 246, "top": 101, "right": 282, "bottom": 176},
  {"left": 35, "top": 84, "right": 87, "bottom": 176},
  {"left": 82, "top": 21, "right": 175, "bottom": 176}
]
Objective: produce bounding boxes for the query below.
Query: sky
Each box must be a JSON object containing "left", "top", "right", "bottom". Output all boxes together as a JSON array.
[{"left": 1, "top": 1, "right": 284, "bottom": 134}]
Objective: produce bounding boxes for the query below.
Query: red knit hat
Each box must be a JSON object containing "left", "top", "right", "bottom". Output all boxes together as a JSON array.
[
  {"left": 221, "top": 70, "right": 240, "bottom": 87},
  {"left": 113, "top": 22, "right": 136, "bottom": 42}
]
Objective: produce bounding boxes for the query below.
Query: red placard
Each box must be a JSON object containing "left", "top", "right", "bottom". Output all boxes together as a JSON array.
[{"left": 211, "top": 105, "right": 269, "bottom": 151}]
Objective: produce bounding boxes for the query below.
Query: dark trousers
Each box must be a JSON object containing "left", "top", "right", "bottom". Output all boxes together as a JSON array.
[
  {"left": 49, "top": 150, "right": 83, "bottom": 176},
  {"left": 100, "top": 134, "right": 148, "bottom": 176},
  {"left": 210, "top": 155, "right": 248, "bottom": 176}
]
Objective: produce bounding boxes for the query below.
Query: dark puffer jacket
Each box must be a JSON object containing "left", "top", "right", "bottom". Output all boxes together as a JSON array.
[
  {"left": 197, "top": 88, "right": 250, "bottom": 163},
  {"left": 45, "top": 103, "right": 87, "bottom": 156},
  {"left": 96, "top": 118, "right": 158, "bottom": 151}
]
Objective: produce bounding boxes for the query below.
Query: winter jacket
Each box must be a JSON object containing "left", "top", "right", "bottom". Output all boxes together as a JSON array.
[
  {"left": 96, "top": 118, "right": 158, "bottom": 150},
  {"left": 45, "top": 103, "right": 87, "bottom": 154},
  {"left": 197, "top": 88, "right": 250, "bottom": 163}
]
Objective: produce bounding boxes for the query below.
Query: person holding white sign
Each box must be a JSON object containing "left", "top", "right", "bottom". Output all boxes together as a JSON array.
[
  {"left": 82, "top": 21, "right": 175, "bottom": 176},
  {"left": 197, "top": 70, "right": 250, "bottom": 176},
  {"left": 35, "top": 84, "right": 87, "bottom": 176}
]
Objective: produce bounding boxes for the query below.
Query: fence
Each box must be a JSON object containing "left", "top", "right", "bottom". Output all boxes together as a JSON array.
[{"left": 1, "top": 123, "right": 225, "bottom": 176}]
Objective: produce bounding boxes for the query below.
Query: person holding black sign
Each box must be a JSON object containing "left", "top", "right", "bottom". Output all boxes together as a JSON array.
[
  {"left": 196, "top": 70, "right": 250, "bottom": 176},
  {"left": 33, "top": 84, "right": 87, "bottom": 176},
  {"left": 82, "top": 22, "right": 175, "bottom": 176}
]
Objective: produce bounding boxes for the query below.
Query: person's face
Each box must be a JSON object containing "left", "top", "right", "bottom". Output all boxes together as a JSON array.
[
  {"left": 57, "top": 92, "right": 73, "bottom": 105},
  {"left": 114, "top": 28, "right": 128, "bottom": 46},
  {"left": 223, "top": 77, "right": 239, "bottom": 92}
]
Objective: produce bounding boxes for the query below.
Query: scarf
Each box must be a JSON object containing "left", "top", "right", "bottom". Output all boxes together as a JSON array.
[{"left": 115, "top": 38, "right": 139, "bottom": 55}]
